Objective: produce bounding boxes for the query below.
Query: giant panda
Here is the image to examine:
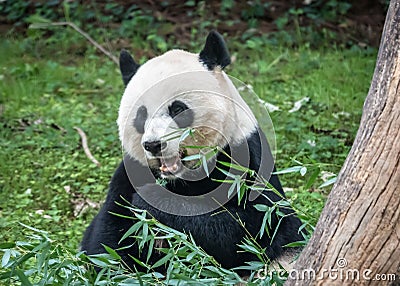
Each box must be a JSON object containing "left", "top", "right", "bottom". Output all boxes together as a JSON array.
[{"left": 81, "top": 31, "right": 304, "bottom": 273}]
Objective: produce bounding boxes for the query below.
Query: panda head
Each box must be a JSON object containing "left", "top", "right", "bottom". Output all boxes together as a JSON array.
[{"left": 117, "top": 31, "right": 257, "bottom": 180}]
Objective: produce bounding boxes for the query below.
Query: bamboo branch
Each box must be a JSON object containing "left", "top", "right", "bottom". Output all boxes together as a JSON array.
[
  {"left": 38, "top": 21, "right": 119, "bottom": 65},
  {"left": 74, "top": 127, "right": 101, "bottom": 167}
]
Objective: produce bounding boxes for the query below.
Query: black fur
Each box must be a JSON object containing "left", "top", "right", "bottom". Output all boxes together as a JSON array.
[
  {"left": 133, "top": 105, "right": 147, "bottom": 134},
  {"left": 168, "top": 100, "right": 194, "bottom": 128},
  {"left": 81, "top": 128, "right": 304, "bottom": 272},
  {"left": 119, "top": 50, "right": 140, "bottom": 86},
  {"left": 199, "top": 31, "right": 231, "bottom": 70}
]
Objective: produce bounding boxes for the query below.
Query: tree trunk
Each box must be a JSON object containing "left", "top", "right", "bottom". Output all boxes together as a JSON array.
[{"left": 285, "top": 1, "right": 400, "bottom": 285}]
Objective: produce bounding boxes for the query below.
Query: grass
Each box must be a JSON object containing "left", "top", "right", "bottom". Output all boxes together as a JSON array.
[
  {"left": 0, "top": 39, "right": 123, "bottom": 250},
  {"left": 0, "top": 31, "right": 377, "bottom": 284}
]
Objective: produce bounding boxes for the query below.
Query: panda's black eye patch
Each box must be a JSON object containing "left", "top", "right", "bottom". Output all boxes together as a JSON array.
[
  {"left": 133, "top": 105, "right": 147, "bottom": 134},
  {"left": 168, "top": 101, "right": 187, "bottom": 117},
  {"left": 168, "top": 100, "right": 193, "bottom": 128}
]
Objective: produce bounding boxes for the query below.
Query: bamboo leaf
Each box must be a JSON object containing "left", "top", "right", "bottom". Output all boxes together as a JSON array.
[
  {"left": 102, "top": 244, "right": 121, "bottom": 260},
  {"left": 273, "top": 166, "right": 303, "bottom": 175},
  {"left": 0, "top": 242, "right": 15, "bottom": 249},
  {"left": 215, "top": 166, "right": 236, "bottom": 179},
  {"left": 139, "top": 223, "right": 149, "bottom": 250},
  {"left": 87, "top": 257, "right": 109, "bottom": 268},
  {"left": 319, "top": 176, "right": 337, "bottom": 188},
  {"left": 152, "top": 253, "right": 173, "bottom": 269},
  {"left": 179, "top": 128, "right": 192, "bottom": 142},
  {"left": 1, "top": 249, "right": 11, "bottom": 267},
  {"left": 237, "top": 183, "right": 247, "bottom": 204},
  {"left": 130, "top": 255, "right": 150, "bottom": 270},
  {"left": 218, "top": 161, "right": 251, "bottom": 174},
  {"left": 270, "top": 217, "right": 283, "bottom": 244},
  {"left": 300, "top": 166, "right": 307, "bottom": 176},
  {"left": 284, "top": 241, "right": 306, "bottom": 248},
  {"left": 227, "top": 180, "right": 237, "bottom": 199},
  {"left": 304, "top": 167, "right": 321, "bottom": 190},
  {"left": 14, "top": 269, "right": 33, "bottom": 286},
  {"left": 202, "top": 155, "right": 209, "bottom": 177},
  {"left": 254, "top": 204, "right": 269, "bottom": 212},
  {"left": 119, "top": 222, "right": 142, "bottom": 244},
  {"left": 181, "top": 154, "right": 201, "bottom": 161},
  {"left": 146, "top": 237, "right": 154, "bottom": 263},
  {"left": 259, "top": 213, "right": 268, "bottom": 239}
]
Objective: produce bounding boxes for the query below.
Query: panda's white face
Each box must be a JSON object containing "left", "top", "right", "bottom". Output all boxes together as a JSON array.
[{"left": 118, "top": 44, "right": 256, "bottom": 180}]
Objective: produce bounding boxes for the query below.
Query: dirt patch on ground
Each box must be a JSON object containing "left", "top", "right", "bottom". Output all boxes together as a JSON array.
[
  {"left": 0, "top": 0, "right": 387, "bottom": 47},
  {"left": 115, "top": 0, "right": 387, "bottom": 47}
]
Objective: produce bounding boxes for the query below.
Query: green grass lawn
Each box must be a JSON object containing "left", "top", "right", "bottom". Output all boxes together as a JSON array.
[{"left": 0, "top": 34, "right": 376, "bottom": 283}]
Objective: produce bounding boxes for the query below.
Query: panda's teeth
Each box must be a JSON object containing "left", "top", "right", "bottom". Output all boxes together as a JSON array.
[
  {"left": 159, "top": 156, "right": 180, "bottom": 173},
  {"left": 159, "top": 163, "right": 178, "bottom": 173}
]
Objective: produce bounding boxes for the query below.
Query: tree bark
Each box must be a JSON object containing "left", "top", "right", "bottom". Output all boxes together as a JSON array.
[{"left": 285, "top": 1, "right": 400, "bottom": 285}]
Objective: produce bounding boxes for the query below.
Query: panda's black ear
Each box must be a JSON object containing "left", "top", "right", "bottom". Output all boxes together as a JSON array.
[
  {"left": 119, "top": 49, "right": 140, "bottom": 86},
  {"left": 199, "top": 31, "right": 231, "bottom": 70}
]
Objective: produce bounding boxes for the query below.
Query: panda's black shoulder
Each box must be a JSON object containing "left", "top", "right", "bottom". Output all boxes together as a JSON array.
[{"left": 244, "top": 127, "right": 284, "bottom": 194}]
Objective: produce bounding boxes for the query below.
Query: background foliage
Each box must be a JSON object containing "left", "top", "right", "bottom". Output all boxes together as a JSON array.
[{"left": 0, "top": 0, "right": 385, "bottom": 284}]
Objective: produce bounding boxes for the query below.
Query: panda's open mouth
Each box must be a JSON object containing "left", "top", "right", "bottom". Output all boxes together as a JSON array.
[
  {"left": 158, "top": 150, "right": 186, "bottom": 175},
  {"left": 159, "top": 155, "right": 181, "bottom": 174}
]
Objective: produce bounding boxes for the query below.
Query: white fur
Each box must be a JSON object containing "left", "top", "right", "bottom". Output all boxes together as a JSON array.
[{"left": 117, "top": 49, "right": 257, "bottom": 167}]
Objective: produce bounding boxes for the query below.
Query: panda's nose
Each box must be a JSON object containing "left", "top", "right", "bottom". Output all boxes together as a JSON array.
[{"left": 143, "top": 140, "right": 167, "bottom": 156}]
